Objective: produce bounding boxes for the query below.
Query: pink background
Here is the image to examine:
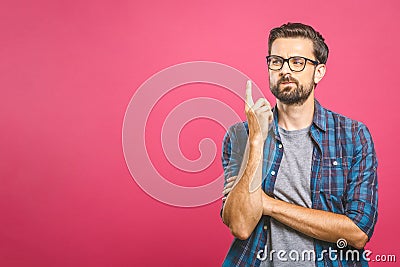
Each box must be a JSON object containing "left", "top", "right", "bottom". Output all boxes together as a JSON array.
[{"left": 1, "top": 0, "right": 399, "bottom": 266}]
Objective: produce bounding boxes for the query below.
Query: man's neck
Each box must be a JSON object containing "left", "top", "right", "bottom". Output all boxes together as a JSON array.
[{"left": 276, "top": 94, "right": 315, "bottom": 131}]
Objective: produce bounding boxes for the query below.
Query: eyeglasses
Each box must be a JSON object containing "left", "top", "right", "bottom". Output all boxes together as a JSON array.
[{"left": 266, "top": 55, "right": 319, "bottom": 72}]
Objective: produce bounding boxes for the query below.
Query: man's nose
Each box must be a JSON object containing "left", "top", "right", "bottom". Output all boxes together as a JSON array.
[{"left": 279, "top": 61, "right": 292, "bottom": 75}]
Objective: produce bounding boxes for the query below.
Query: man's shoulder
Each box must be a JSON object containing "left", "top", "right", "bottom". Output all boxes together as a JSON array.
[
  {"left": 226, "top": 121, "right": 249, "bottom": 136},
  {"left": 320, "top": 104, "right": 369, "bottom": 133},
  {"left": 319, "top": 104, "right": 375, "bottom": 151},
  {"left": 317, "top": 103, "right": 376, "bottom": 164}
]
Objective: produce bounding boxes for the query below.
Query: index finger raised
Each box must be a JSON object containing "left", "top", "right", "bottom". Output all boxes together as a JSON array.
[{"left": 245, "top": 80, "right": 254, "bottom": 109}]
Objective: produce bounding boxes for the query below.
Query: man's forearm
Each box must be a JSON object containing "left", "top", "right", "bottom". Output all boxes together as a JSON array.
[
  {"left": 263, "top": 193, "right": 368, "bottom": 249},
  {"left": 222, "top": 139, "right": 264, "bottom": 240}
]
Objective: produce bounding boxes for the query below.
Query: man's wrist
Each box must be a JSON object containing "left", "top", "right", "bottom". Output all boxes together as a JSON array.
[{"left": 263, "top": 193, "right": 278, "bottom": 216}]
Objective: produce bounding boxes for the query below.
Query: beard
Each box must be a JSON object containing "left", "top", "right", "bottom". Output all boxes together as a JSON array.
[{"left": 270, "top": 74, "right": 315, "bottom": 106}]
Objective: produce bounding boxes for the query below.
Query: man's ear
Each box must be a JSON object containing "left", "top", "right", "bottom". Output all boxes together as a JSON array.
[{"left": 314, "top": 64, "right": 326, "bottom": 84}]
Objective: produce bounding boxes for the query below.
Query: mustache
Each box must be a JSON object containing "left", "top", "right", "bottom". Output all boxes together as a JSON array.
[{"left": 278, "top": 76, "right": 299, "bottom": 85}]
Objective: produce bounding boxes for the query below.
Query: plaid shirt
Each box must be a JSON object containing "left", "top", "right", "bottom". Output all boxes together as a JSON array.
[{"left": 221, "top": 100, "right": 378, "bottom": 267}]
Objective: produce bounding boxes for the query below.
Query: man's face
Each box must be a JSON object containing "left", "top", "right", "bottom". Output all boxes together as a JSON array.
[{"left": 268, "top": 38, "right": 317, "bottom": 105}]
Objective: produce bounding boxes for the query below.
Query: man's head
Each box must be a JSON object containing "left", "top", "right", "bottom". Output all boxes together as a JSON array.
[
  {"left": 267, "top": 23, "right": 328, "bottom": 105},
  {"left": 268, "top": 23, "right": 329, "bottom": 65}
]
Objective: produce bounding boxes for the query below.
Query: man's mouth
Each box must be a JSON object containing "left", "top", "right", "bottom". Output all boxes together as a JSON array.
[{"left": 280, "top": 81, "right": 296, "bottom": 86}]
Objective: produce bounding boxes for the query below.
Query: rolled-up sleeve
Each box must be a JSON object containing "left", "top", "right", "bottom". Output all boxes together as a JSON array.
[
  {"left": 220, "top": 122, "right": 248, "bottom": 218},
  {"left": 345, "top": 123, "right": 378, "bottom": 239}
]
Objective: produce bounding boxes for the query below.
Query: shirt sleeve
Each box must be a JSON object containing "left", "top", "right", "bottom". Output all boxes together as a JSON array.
[
  {"left": 220, "top": 122, "right": 248, "bottom": 218},
  {"left": 345, "top": 123, "right": 378, "bottom": 240}
]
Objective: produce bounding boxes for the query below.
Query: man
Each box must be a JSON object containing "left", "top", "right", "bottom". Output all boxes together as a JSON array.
[{"left": 220, "top": 23, "right": 378, "bottom": 267}]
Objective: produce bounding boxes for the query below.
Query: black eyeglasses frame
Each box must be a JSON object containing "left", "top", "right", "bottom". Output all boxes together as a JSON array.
[{"left": 266, "top": 55, "right": 320, "bottom": 72}]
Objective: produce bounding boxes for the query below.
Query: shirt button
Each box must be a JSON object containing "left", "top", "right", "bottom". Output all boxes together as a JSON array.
[
  {"left": 278, "top": 144, "right": 283, "bottom": 149},
  {"left": 332, "top": 160, "right": 338, "bottom": 166},
  {"left": 263, "top": 225, "right": 268, "bottom": 230},
  {"left": 271, "top": 171, "right": 276, "bottom": 176}
]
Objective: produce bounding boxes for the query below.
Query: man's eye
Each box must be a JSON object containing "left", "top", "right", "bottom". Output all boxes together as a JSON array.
[
  {"left": 292, "top": 58, "right": 305, "bottom": 65},
  {"left": 271, "top": 59, "right": 282, "bottom": 65}
]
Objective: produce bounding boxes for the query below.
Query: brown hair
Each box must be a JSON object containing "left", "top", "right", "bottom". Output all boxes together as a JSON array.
[{"left": 268, "top": 22, "right": 329, "bottom": 64}]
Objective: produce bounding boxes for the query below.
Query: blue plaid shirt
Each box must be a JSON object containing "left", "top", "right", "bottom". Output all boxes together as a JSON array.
[{"left": 221, "top": 100, "right": 378, "bottom": 267}]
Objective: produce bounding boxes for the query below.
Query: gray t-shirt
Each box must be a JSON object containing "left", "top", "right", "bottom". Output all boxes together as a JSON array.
[{"left": 260, "top": 126, "right": 315, "bottom": 267}]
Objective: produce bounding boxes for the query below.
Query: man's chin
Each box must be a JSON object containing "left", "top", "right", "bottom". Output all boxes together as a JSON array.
[
  {"left": 275, "top": 91, "right": 306, "bottom": 105},
  {"left": 277, "top": 93, "right": 312, "bottom": 106}
]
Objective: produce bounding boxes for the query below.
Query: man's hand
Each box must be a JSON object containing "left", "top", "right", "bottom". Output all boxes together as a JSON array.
[{"left": 245, "top": 80, "right": 273, "bottom": 143}]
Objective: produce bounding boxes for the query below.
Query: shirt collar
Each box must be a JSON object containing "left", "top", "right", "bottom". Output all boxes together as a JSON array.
[
  {"left": 312, "top": 99, "right": 327, "bottom": 132},
  {"left": 271, "top": 99, "right": 327, "bottom": 135}
]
